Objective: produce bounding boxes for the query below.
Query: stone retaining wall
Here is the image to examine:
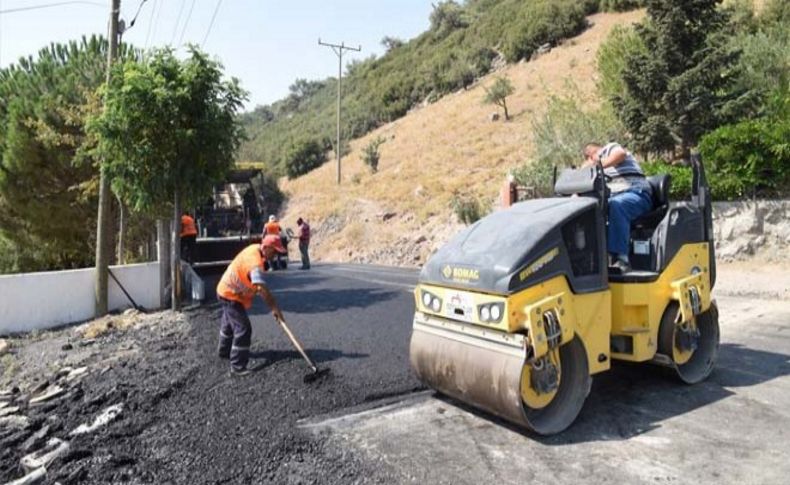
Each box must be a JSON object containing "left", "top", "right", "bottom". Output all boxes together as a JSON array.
[{"left": 713, "top": 200, "right": 789, "bottom": 261}]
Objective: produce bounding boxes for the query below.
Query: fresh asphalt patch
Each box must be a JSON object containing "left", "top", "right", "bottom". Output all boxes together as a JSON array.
[{"left": 301, "top": 293, "right": 790, "bottom": 485}]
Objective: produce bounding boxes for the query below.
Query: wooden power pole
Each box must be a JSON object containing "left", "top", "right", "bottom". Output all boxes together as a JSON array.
[
  {"left": 95, "top": 0, "right": 121, "bottom": 317},
  {"left": 318, "top": 39, "right": 360, "bottom": 185}
]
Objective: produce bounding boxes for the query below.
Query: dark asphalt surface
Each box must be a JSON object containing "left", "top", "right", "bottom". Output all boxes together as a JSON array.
[{"left": 39, "top": 263, "right": 423, "bottom": 484}]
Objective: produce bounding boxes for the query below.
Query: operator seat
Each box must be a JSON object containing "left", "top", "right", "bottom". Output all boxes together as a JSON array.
[{"left": 632, "top": 174, "right": 671, "bottom": 230}]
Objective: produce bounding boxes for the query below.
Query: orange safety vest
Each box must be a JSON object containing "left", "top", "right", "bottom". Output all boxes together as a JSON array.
[
  {"left": 216, "top": 244, "right": 265, "bottom": 309},
  {"left": 181, "top": 215, "right": 198, "bottom": 237},
  {"left": 264, "top": 221, "right": 281, "bottom": 236}
]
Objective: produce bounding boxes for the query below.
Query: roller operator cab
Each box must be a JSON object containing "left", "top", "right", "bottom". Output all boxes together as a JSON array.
[{"left": 410, "top": 155, "right": 720, "bottom": 435}]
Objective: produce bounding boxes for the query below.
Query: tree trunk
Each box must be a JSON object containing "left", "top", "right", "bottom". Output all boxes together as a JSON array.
[
  {"left": 116, "top": 194, "right": 125, "bottom": 265},
  {"left": 157, "top": 219, "right": 171, "bottom": 309},
  {"left": 502, "top": 100, "right": 509, "bottom": 121},
  {"left": 171, "top": 188, "right": 182, "bottom": 311}
]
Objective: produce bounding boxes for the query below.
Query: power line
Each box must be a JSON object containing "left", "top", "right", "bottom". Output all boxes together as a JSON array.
[
  {"left": 177, "top": 0, "right": 196, "bottom": 47},
  {"left": 169, "top": 0, "right": 186, "bottom": 46},
  {"left": 201, "top": 0, "right": 223, "bottom": 48},
  {"left": 144, "top": 0, "right": 157, "bottom": 48},
  {"left": 0, "top": 1, "right": 104, "bottom": 14},
  {"left": 126, "top": 0, "right": 148, "bottom": 30}
]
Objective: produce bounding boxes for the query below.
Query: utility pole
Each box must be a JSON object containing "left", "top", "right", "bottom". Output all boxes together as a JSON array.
[
  {"left": 95, "top": 0, "right": 121, "bottom": 317},
  {"left": 318, "top": 39, "right": 360, "bottom": 185}
]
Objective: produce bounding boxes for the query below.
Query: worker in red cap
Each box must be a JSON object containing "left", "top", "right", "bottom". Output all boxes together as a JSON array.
[{"left": 216, "top": 235, "right": 287, "bottom": 376}]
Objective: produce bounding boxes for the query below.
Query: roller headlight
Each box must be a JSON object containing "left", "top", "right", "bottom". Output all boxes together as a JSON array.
[
  {"left": 431, "top": 298, "right": 441, "bottom": 312},
  {"left": 420, "top": 289, "right": 443, "bottom": 313},
  {"left": 480, "top": 306, "right": 491, "bottom": 322},
  {"left": 490, "top": 304, "right": 501, "bottom": 321},
  {"left": 478, "top": 302, "right": 505, "bottom": 323},
  {"left": 422, "top": 292, "right": 432, "bottom": 307}
]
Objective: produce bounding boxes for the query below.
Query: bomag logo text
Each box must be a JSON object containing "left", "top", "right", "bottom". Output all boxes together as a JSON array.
[
  {"left": 442, "top": 266, "right": 480, "bottom": 282},
  {"left": 519, "top": 247, "right": 559, "bottom": 281}
]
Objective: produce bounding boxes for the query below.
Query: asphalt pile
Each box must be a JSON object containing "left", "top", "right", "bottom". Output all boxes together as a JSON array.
[{"left": 1, "top": 304, "right": 417, "bottom": 484}]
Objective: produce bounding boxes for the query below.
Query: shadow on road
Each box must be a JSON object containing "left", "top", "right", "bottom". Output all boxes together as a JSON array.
[
  {"left": 435, "top": 343, "right": 790, "bottom": 444},
  {"left": 257, "top": 287, "right": 401, "bottom": 315},
  {"left": 249, "top": 348, "right": 369, "bottom": 365}
]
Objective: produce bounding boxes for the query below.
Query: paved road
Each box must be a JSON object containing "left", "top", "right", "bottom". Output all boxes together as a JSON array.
[
  {"left": 302, "top": 274, "right": 790, "bottom": 485},
  {"left": 44, "top": 262, "right": 785, "bottom": 484}
]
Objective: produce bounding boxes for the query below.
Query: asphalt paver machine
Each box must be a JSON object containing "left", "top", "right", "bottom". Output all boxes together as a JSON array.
[{"left": 410, "top": 155, "right": 719, "bottom": 434}]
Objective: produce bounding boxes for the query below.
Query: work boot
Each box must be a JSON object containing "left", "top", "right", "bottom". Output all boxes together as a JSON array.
[
  {"left": 231, "top": 367, "right": 252, "bottom": 377},
  {"left": 230, "top": 360, "right": 265, "bottom": 377},
  {"left": 610, "top": 259, "right": 631, "bottom": 274}
]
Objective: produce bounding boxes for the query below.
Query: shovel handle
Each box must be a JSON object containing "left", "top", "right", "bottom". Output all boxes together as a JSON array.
[{"left": 276, "top": 316, "right": 318, "bottom": 372}]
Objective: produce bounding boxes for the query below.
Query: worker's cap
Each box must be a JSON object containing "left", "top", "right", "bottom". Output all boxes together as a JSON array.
[
  {"left": 250, "top": 267, "right": 267, "bottom": 286},
  {"left": 261, "top": 234, "right": 287, "bottom": 254},
  {"left": 296, "top": 217, "right": 304, "bottom": 225},
  {"left": 268, "top": 215, "right": 277, "bottom": 222}
]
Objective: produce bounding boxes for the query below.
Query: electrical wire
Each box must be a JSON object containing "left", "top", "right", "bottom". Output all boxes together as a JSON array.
[
  {"left": 0, "top": 1, "right": 104, "bottom": 14},
  {"left": 127, "top": 0, "right": 148, "bottom": 30},
  {"left": 201, "top": 0, "right": 223, "bottom": 48},
  {"left": 177, "top": 0, "right": 196, "bottom": 47},
  {"left": 144, "top": 0, "right": 157, "bottom": 49},
  {"left": 169, "top": 0, "right": 186, "bottom": 46}
]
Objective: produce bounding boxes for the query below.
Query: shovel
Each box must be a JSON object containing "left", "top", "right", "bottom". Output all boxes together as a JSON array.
[{"left": 275, "top": 316, "right": 331, "bottom": 383}]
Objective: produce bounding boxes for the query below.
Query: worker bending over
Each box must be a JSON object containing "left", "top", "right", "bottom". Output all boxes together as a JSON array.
[
  {"left": 582, "top": 142, "right": 652, "bottom": 273},
  {"left": 216, "top": 235, "right": 287, "bottom": 376}
]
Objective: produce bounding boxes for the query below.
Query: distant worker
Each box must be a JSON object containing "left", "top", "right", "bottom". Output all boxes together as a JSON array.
[
  {"left": 216, "top": 235, "right": 287, "bottom": 376},
  {"left": 582, "top": 142, "right": 652, "bottom": 273},
  {"left": 296, "top": 217, "right": 311, "bottom": 270},
  {"left": 180, "top": 212, "right": 198, "bottom": 263},
  {"left": 263, "top": 214, "right": 281, "bottom": 236}
]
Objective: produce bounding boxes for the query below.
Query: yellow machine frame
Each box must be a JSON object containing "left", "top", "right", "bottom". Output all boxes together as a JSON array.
[{"left": 415, "top": 242, "right": 712, "bottom": 371}]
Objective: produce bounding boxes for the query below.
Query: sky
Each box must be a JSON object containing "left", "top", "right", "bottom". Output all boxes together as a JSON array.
[{"left": 0, "top": 0, "right": 434, "bottom": 109}]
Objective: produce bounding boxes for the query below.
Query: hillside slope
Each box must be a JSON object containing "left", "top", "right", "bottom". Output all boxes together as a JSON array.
[{"left": 279, "top": 11, "right": 643, "bottom": 267}]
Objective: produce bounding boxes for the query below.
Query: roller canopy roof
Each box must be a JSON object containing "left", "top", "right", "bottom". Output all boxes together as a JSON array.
[{"left": 420, "top": 197, "right": 597, "bottom": 293}]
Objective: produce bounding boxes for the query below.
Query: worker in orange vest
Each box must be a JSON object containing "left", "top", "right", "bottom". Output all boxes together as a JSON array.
[
  {"left": 180, "top": 212, "right": 198, "bottom": 263},
  {"left": 216, "top": 235, "right": 287, "bottom": 376},
  {"left": 263, "top": 215, "right": 281, "bottom": 236}
]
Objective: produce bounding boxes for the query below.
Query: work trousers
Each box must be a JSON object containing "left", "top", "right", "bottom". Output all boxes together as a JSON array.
[
  {"left": 299, "top": 240, "right": 310, "bottom": 269},
  {"left": 181, "top": 235, "right": 196, "bottom": 264},
  {"left": 607, "top": 188, "right": 653, "bottom": 257},
  {"left": 218, "top": 298, "right": 252, "bottom": 371}
]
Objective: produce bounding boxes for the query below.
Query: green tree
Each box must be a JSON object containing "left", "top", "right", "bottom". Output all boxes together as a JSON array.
[
  {"left": 613, "top": 0, "right": 747, "bottom": 157},
  {"left": 596, "top": 25, "right": 647, "bottom": 102},
  {"left": 90, "top": 47, "right": 245, "bottom": 307},
  {"left": 484, "top": 77, "right": 515, "bottom": 121},
  {"left": 0, "top": 36, "right": 122, "bottom": 273},
  {"left": 283, "top": 139, "right": 327, "bottom": 179}
]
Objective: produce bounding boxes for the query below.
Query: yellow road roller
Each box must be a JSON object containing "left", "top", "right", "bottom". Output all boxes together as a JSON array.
[{"left": 410, "top": 155, "right": 719, "bottom": 434}]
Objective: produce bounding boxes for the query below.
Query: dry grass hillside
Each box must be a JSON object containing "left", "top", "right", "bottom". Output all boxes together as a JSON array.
[{"left": 279, "top": 10, "right": 644, "bottom": 267}]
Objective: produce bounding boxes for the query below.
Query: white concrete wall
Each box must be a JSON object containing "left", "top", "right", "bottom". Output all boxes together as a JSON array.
[{"left": 0, "top": 262, "right": 160, "bottom": 335}]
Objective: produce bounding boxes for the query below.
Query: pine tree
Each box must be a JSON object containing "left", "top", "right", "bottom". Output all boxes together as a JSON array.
[{"left": 614, "top": 0, "right": 748, "bottom": 157}]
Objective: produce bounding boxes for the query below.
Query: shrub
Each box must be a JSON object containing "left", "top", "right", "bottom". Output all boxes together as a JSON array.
[
  {"left": 451, "top": 194, "right": 487, "bottom": 225},
  {"left": 511, "top": 158, "right": 556, "bottom": 198},
  {"left": 699, "top": 102, "right": 790, "bottom": 198},
  {"left": 530, "top": 93, "right": 628, "bottom": 167},
  {"left": 362, "top": 136, "right": 386, "bottom": 173},
  {"left": 642, "top": 160, "right": 746, "bottom": 201},
  {"left": 283, "top": 139, "right": 327, "bottom": 179}
]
